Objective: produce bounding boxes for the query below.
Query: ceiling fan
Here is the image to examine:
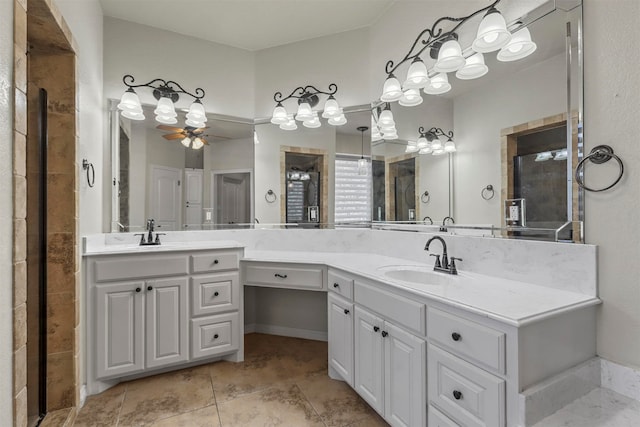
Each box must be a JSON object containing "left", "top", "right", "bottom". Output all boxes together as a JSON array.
[{"left": 156, "top": 125, "right": 229, "bottom": 149}]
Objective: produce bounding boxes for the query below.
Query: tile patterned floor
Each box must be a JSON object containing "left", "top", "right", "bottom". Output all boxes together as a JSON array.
[{"left": 73, "top": 334, "right": 389, "bottom": 427}]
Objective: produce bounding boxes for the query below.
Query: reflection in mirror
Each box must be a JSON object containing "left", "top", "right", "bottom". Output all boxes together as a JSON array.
[
  {"left": 254, "top": 107, "right": 372, "bottom": 227},
  {"left": 110, "top": 101, "right": 254, "bottom": 231}
]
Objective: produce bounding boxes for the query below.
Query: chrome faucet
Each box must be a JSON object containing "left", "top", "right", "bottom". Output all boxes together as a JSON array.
[
  {"left": 424, "top": 236, "right": 462, "bottom": 275},
  {"left": 440, "top": 216, "right": 455, "bottom": 232},
  {"left": 146, "top": 219, "right": 155, "bottom": 243},
  {"left": 134, "top": 219, "right": 165, "bottom": 246}
]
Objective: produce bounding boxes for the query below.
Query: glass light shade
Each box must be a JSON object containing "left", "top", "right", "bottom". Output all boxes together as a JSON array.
[
  {"left": 185, "top": 118, "right": 206, "bottom": 128},
  {"left": 187, "top": 100, "right": 206, "bottom": 120},
  {"left": 535, "top": 151, "right": 553, "bottom": 162},
  {"left": 186, "top": 112, "right": 208, "bottom": 123},
  {"left": 280, "top": 116, "right": 298, "bottom": 131},
  {"left": 322, "top": 96, "right": 341, "bottom": 118},
  {"left": 497, "top": 27, "right": 537, "bottom": 62},
  {"left": 155, "top": 114, "right": 178, "bottom": 125},
  {"left": 399, "top": 89, "right": 423, "bottom": 107},
  {"left": 554, "top": 149, "right": 568, "bottom": 160},
  {"left": 154, "top": 97, "right": 177, "bottom": 117},
  {"left": 295, "top": 102, "right": 314, "bottom": 121},
  {"left": 191, "top": 137, "right": 205, "bottom": 150},
  {"left": 406, "top": 145, "right": 419, "bottom": 153},
  {"left": 432, "top": 148, "right": 446, "bottom": 156},
  {"left": 456, "top": 53, "right": 489, "bottom": 80},
  {"left": 378, "top": 109, "right": 395, "bottom": 127},
  {"left": 430, "top": 138, "right": 444, "bottom": 151},
  {"left": 380, "top": 75, "right": 403, "bottom": 102},
  {"left": 357, "top": 158, "right": 368, "bottom": 176},
  {"left": 383, "top": 131, "right": 398, "bottom": 140},
  {"left": 419, "top": 147, "right": 433, "bottom": 155},
  {"left": 121, "top": 110, "right": 145, "bottom": 121},
  {"left": 444, "top": 139, "right": 457, "bottom": 152},
  {"left": 117, "top": 89, "right": 142, "bottom": 112},
  {"left": 271, "top": 104, "right": 289, "bottom": 125},
  {"left": 303, "top": 114, "right": 321, "bottom": 128},
  {"left": 434, "top": 39, "right": 466, "bottom": 73},
  {"left": 403, "top": 59, "right": 429, "bottom": 89},
  {"left": 424, "top": 73, "right": 451, "bottom": 95},
  {"left": 181, "top": 137, "right": 191, "bottom": 148},
  {"left": 328, "top": 114, "right": 347, "bottom": 126},
  {"left": 417, "top": 136, "right": 428, "bottom": 149},
  {"left": 472, "top": 10, "right": 511, "bottom": 53}
]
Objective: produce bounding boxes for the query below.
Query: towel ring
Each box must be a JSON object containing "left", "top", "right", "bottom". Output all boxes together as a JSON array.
[
  {"left": 82, "top": 159, "right": 95, "bottom": 188},
  {"left": 265, "top": 189, "right": 277, "bottom": 203},
  {"left": 423, "top": 216, "right": 433, "bottom": 225},
  {"left": 575, "top": 145, "right": 624, "bottom": 192},
  {"left": 420, "top": 191, "right": 430, "bottom": 203},
  {"left": 481, "top": 185, "right": 494, "bottom": 200}
]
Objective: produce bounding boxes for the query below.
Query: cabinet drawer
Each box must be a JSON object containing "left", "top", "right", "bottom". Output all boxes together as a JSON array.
[
  {"left": 93, "top": 254, "right": 189, "bottom": 282},
  {"left": 191, "top": 312, "right": 239, "bottom": 359},
  {"left": 427, "top": 307, "right": 506, "bottom": 374},
  {"left": 244, "top": 262, "right": 325, "bottom": 291},
  {"left": 191, "top": 273, "right": 239, "bottom": 316},
  {"left": 191, "top": 251, "right": 240, "bottom": 274},
  {"left": 328, "top": 269, "right": 354, "bottom": 300},
  {"left": 354, "top": 281, "right": 425, "bottom": 335},
  {"left": 429, "top": 405, "right": 460, "bottom": 426},
  {"left": 429, "top": 344, "right": 505, "bottom": 427}
]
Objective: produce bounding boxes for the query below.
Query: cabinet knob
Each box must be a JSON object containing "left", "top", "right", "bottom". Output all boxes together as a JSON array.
[
  {"left": 373, "top": 326, "right": 380, "bottom": 332},
  {"left": 214, "top": 291, "right": 219, "bottom": 297},
  {"left": 213, "top": 334, "right": 219, "bottom": 339},
  {"left": 213, "top": 259, "right": 219, "bottom": 265},
  {"left": 344, "top": 309, "right": 350, "bottom": 315},
  {"left": 274, "top": 273, "right": 288, "bottom": 279},
  {"left": 381, "top": 331, "right": 389, "bottom": 338},
  {"left": 147, "top": 285, "right": 153, "bottom": 291},
  {"left": 451, "top": 332, "right": 462, "bottom": 342},
  {"left": 453, "top": 390, "right": 463, "bottom": 400},
  {"left": 135, "top": 287, "right": 141, "bottom": 293},
  {"left": 333, "top": 283, "right": 340, "bottom": 288}
]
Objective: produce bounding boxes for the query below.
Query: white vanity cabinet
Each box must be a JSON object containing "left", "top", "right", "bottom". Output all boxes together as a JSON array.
[{"left": 328, "top": 289, "right": 354, "bottom": 386}]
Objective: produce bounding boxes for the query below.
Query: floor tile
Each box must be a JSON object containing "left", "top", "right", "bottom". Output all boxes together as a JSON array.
[
  {"left": 118, "top": 365, "right": 214, "bottom": 426},
  {"left": 296, "top": 373, "right": 377, "bottom": 427},
  {"left": 40, "top": 407, "right": 72, "bottom": 427},
  {"left": 345, "top": 411, "right": 389, "bottom": 427},
  {"left": 217, "top": 382, "right": 324, "bottom": 427},
  {"left": 151, "top": 404, "right": 220, "bottom": 427},
  {"left": 73, "top": 383, "right": 126, "bottom": 427}
]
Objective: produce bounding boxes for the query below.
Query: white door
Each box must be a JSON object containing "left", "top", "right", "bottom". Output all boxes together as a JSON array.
[
  {"left": 150, "top": 165, "right": 181, "bottom": 231},
  {"left": 328, "top": 293, "right": 354, "bottom": 386},
  {"left": 219, "top": 174, "right": 249, "bottom": 225},
  {"left": 354, "top": 306, "right": 385, "bottom": 415},
  {"left": 384, "top": 322, "right": 426, "bottom": 427},
  {"left": 184, "top": 169, "right": 203, "bottom": 229},
  {"left": 145, "top": 277, "right": 189, "bottom": 369}
]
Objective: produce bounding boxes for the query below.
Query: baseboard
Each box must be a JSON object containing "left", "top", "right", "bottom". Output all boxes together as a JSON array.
[
  {"left": 244, "top": 323, "right": 327, "bottom": 341},
  {"left": 79, "top": 384, "right": 87, "bottom": 408},
  {"left": 601, "top": 358, "right": 640, "bottom": 401}
]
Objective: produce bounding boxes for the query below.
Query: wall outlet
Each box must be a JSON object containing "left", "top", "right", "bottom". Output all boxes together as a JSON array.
[
  {"left": 205, "top": 211, "right": 212, "bottom": 221},
  {"left": 509, "top": 206, "right": 519, "bottom": 220}
]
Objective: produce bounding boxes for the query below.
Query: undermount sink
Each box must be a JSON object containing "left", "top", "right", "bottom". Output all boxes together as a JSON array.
[{"left": 377, "top": 265, "right": 453, "bottom": 286}]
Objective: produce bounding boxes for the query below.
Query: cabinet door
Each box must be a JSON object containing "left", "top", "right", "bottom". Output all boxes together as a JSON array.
[
  {"left": 354, "top": 306, "right": 384, "bottom": 415},
  {"left": 96, "top": 281, "right": 145, "bottom": 379},
  {"left": 328, "top": 293, "right": 354, "bottom": 386},
  {"left": 384, "top": 322, "right": 427, "bottom": 427},
  {"left": 146, "top": 277, "right": 189, "bottom": 369}
]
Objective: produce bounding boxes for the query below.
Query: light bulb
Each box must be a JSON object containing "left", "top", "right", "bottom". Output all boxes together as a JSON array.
[
  {"left": 434, "top": 39, "right": 465, "bottom": 73},
  {"left": 403, "top": 58, "right": 429, "bottom": 89},
  {"left": 181, "top": 137, "right": 191, "bottom": 148},
  {"left": 472, "top": 8, "right": 511, "bottom": 53},
  {"left": 380, "top": 74, "right": 403, "bottom": 102},
  {"left": 497, "top": 27, "right": 537, "bottom": 62},
  {"left": 456, "top": 53, "right": 489, "bottom": 80},
  {"left": 358, "top": 158, "right": 368, "bottom": 176},
  {"left": 191, "top": 137, "right": 204, "bottom": 149}
]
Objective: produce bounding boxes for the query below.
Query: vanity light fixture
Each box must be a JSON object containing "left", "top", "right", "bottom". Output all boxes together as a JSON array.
[
  {"left": 270, "top": 84, "right": 346, "bottom": 130},
  {"left": 409, "top": 127, "right": 456, "bottom": 155},
  {"left": 371, "top": 103, "right": 398, "bottom": 141},
  {"left": 117, "top": 75, "right": 207, "bottom": 127},
  {"left": 380, "top": 0, "right": 537, "bottom": 102},
  {"left": 357, "top": 126, "right": 369, "bottom": 176}
]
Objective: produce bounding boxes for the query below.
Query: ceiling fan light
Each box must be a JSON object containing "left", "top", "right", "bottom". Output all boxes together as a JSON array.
[
  {"left": 444, "top": 139, "right": 457, "bottom": 152},
  {"left": 121, "top": 109, "right": 145, "bottom": 121},
  {"left": 185, "top": 118, "right": 205, "bottom": 128},
  {"left": 155, "top": 114, "right": 178, "bottom": 125},
  {"left": 434, "top": 39, "right": 466, "bottom": 73},
  {"left": 117, "top": 88, "right": 142, "bottom": 112},
  {"left": 271, "top": 103, "right": 289, "bottom": 124},
  {"left": 322, "top": 96, "right": 341, "bottom": 118},
  {"left": 191, "top": 137, "right": 205, "bottom": 150},
  {"left": 154, "top": 96, "right": 177, "bottom": 117},
  {"left": 497, "top": 27, "right": 537, "bottom": 62},
  {"left": 279, "top": 116, "right": 298, "bottom": 131},
  {"left": 328, "top": 114, "right": 347, "bottom": 126},
  {"left": 472, "top": 8, "right": 511, "bottom": 53},
  {"left": 380, "top": 74, "right": 403, "bottom": 102},
  {"left": 399, "top": 88, "right": 424, "bottom": 107},
  {"left": 295, "top": 102, "right": 314, "bottom": 121},
  {"left": 424, "top": 73, "right": 451, "bottom": 95},
  {"left": 403, "top": 58, "right": 429, "bottom": 89},
  {"left": 187, "top": 100, "right": 206, "bottom": 120},
  {"left": 181, "top": 137, "right": 191, "bottom": 148},
  {"left": 456, "top": 53, "right": 489, "bottom": 80}
]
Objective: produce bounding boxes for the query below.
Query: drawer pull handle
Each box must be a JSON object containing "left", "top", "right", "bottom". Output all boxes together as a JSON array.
[
  {"left": 373, "top": 326, "right": 380, "bottom": 332},
  {"left": 451, "top": 332, "right": 462, "bottom": 341},
  {"left": 135, "top": 287, "right": 141, "bottom": 293},
  {"left": 381, "top": 331, "right": 388, "bottom": 338},
  {"left": 213, "top": 259, "right": 219, "bottom": 265},
  {"left": 147, "top": 286, "right": 153, "bottom": 291},
  {"left": 214, "top": 291, "right": 219, "bottom": 297},
  {"left": 274, "top": 273, "right": 288, "bottom": 279},
  {"left": 213, "top": 334, "right": 219, "bottom": 339},
  {"left": 333, "top": 283, "right": 340, "bottom": 288},
  {"left": 344, "top": 309, "right": 350, "bottom": 315},
  {"left": 453, "top": 390, "right": 463, "bottom": 400}
]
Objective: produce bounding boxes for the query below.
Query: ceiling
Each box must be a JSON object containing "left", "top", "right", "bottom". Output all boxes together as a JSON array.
[{"left": 99, "top": 0, "right": 395, "bottom": 51}]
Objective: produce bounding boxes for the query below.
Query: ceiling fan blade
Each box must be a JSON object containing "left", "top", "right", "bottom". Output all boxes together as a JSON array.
[
  {"left": 193, "top": 127, "right": 210, "bottom": 133},
  {"left": 201, "top": 137, "right": 210, "bottom": 145},
  {"left": 157, "top": 125, "right": 185, "bottom": 133},
  {"left": 163, "top": 133, "right": 185, "bottom": 140}
]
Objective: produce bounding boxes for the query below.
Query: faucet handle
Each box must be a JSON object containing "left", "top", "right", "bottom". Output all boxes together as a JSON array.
[
  {"left": 450, "top": 257, "right": 463, "bottom": 274},
  {"left": 133, "top": 233, "right": 146, "bottom": 245},
  {"left": 154, "top": 233, "right": 166, "bottom": 244},
  {"left": 429, "top": 254, "right": 442, "bottom": 268}
]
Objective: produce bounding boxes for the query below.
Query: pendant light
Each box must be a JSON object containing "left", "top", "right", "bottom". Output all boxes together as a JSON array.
[
  {"left": 472, "top": 7, "right": 511, "bottom": 53},
  {"left": 357, "top": 126, "right": 369, "bottom": 176},
  {"left": 497, "top": 27, "right": 537, "bottom": 62}
]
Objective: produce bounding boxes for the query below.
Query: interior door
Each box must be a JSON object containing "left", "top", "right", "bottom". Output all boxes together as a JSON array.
[
  {"left": 219, "top": 174, "right": 249, "bottom": 225},
  {"left": 184, "top": 169, "right": 203, "bottom": 229},
  {"left": 150, "top": 165, "right": 181, "bottom": 231}
]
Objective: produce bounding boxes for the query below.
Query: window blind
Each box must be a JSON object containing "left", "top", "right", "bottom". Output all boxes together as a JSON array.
[{"left": 334, "top": 155, "right": 372, "bottom": 223}]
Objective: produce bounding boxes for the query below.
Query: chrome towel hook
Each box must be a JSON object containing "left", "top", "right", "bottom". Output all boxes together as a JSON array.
[
  {"left": 82, "top": 159, "right": 95, "bottom": 188},
  {"left": 481, "top": 184, "right": 495, "bottom": 200},
  {"left": 575, "top": 145, "right": 624, "bottom": 192}
]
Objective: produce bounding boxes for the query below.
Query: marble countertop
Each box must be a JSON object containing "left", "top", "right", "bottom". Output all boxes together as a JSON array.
[{"left": 83, "top": 239, "right": 245, "bottom": 255}]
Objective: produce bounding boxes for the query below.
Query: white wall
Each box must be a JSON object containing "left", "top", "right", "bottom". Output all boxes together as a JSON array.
[
  {"left": 104, "top": 17, "right": 255, "bottom": 119},
  {"left": 453, "top": 53, "right": 566, "bottom": 225},
  {"left": 128, "top": 124, "right": 147, "bottom": 228},
  {"left": 584, "top": 0, "right": 640, "bottom": 369},
  {"left": 0, "top": 0, "right": 14, "bottom": 421},
  {"left": 204, "top": 137, "right": 254, "bottom": 211}
]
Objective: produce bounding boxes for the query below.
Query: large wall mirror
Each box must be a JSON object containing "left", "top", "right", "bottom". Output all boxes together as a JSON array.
[
  {"left": 109, "top": 101, "right": 254, "bottom": 232},
  {"left": 372, "top": 0, "right": 584, "bottom": 242}
]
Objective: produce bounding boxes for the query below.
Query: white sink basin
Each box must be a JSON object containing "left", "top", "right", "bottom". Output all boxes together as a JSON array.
[{"left": 377, "top": 265, "right": 452, "bottom": 286}]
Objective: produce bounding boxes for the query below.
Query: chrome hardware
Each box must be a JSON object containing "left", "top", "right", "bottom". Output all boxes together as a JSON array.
[
  {"left": 425, "top": 236, "right": 460, "bottom": 275},
  {"left": 453, "top": 390, "right": 463, "bottom": 400},
  {"left": 136, "top": 219, "right": 163, "bottom": 246},
  {"left": 274, "top": 273, "right": 288, "bottom": 279},
  {"left": 373, "top": 326, "right": 380, "bottom": 332},
  {"left": 440, "top": 216, "right": 455, "bottom": 232},
  {"left": 344, "top": 309, "right": 350, "bottom": 315},
  {"left": 381, "top": 331, "right": 389, "bottom": 338},
  {"left": 451, "top": 332, "right": 461, "bottom": 341}
]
